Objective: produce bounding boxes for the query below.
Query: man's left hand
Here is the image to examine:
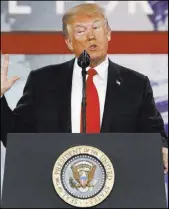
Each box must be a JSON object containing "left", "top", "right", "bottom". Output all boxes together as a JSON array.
[{"left": 162, "top": 147, "right": 168, "bottom": 174}]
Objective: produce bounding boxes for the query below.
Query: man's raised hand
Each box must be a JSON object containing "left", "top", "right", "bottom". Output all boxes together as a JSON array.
[{"left": 1, "top": 54, "right": 20, "bottom": 96}]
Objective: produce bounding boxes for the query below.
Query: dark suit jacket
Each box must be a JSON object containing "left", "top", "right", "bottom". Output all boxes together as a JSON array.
[{"left": 1, "top": 58, "right": 168, "bottom": 147}]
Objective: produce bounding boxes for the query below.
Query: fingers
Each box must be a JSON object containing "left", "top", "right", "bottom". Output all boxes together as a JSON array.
[
  {"left": 162, "top": 147, "right": 168, "bottom": 174},
  {"left": 163, "top": 156, "right": 168, "bottom": 174},
  {"left": 164, "top": 163, "right": 168, "bottom": 174},
  {"left": 2, "top": 54, "right": 9, "bottom": 76},
  {"left": 8, "top": 76, "right": 20, "bottom": 86}
]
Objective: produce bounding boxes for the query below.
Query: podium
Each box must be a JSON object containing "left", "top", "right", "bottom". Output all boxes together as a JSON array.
[{"left": 1, "top": 133, "right": 167, "bottom": 208}]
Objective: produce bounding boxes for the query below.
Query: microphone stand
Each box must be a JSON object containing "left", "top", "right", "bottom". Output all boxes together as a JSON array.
[
  {"left": 81, "top": 67, "right": 87, "bottom": 133},
  {"left": 77, "top": 50, "right": 90, "bottom": 133}
]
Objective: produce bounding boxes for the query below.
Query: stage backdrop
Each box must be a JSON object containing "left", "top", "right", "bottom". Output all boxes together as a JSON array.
[{"left": 1, "top": 1, "right": 168, "bottom": 203}]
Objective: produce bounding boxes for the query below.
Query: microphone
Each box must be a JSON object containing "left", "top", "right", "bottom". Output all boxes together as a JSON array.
[
  {"left": 77, "top": 50, "right": 90, "bottom": 69},
  {"left": 77, "top": 50, "right": 90, "bottom": 133}
]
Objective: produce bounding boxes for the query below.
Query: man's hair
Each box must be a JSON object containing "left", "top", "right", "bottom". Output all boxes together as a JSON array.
[{"left": 62, "top": 3, "right": 110, "bottom": 38}]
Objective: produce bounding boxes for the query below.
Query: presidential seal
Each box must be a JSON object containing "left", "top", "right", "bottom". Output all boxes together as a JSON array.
[{"left": 52, "top": 146, "right": 115, "bottom": 208}]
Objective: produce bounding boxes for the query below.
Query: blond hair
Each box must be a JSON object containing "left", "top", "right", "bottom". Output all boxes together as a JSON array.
[{"left": 62, "top": 3, "right": 109, "bottom": 37}]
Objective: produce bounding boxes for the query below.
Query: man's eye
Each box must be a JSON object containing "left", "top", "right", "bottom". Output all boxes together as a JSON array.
[
  {"left": 93, "top": 25, "right": 100, "bottom": 29},
  {"left": 77, "top": 31, "right": 84, "bottom": 34}
]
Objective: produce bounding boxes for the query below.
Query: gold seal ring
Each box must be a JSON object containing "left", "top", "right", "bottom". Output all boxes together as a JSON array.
[{"left": 52, "top": 145, "right": 115, "bottom": 208}]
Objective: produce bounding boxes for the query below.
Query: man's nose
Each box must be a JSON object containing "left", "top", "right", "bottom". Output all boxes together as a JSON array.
[{"left": 87, "top": 29, "right": 96, "bottom": 41}]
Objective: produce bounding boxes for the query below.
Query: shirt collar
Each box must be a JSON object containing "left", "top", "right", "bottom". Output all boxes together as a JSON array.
[{"left": 73, "top": 55, "right": 109, "bottom": 80}]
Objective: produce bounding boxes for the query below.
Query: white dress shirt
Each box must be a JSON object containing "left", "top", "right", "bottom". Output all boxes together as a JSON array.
[{"left": 71, "top": 56, "right": 109, "bottom": 133}]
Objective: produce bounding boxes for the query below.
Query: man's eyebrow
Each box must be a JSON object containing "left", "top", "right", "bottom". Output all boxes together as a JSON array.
[
  {"left": 74, "top": 24, "right": 86, "bottom": 28},
  {"left": 93, "top": 19, "right": 102, "bottom": 23},
  {"left": 74, "top": 19, "right": 103, "bottom": 28}
]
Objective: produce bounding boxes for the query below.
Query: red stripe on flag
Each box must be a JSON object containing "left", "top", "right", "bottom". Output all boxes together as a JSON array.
[{"left": 1, "top": 31, "right": 168, "bottom": 54}]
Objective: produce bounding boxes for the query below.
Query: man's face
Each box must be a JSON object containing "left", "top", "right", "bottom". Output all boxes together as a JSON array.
[{"left": 65, "top": 14, "right": 111, "bottom": 64}]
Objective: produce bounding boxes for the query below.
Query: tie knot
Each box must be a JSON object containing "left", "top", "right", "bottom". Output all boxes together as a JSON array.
[{"left": 87, "top": 69, "right": 97, "bottom": 77}]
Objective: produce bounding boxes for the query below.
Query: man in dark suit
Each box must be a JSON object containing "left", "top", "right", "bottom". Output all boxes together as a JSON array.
[{"left": 1, "top": 3, "right": 168, "bottom": 173}]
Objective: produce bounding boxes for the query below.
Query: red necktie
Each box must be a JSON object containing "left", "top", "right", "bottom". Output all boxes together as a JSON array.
[{"left": 80, "top": 69, "right": 100, "bottom": 133}]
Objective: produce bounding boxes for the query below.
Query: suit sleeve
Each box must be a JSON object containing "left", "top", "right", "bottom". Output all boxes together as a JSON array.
[
  {"left": 1, "top": 71, "right": 37, "bottom": 147},
  {"left": 137, "top": 76, "right": 168, "bottom": 148}
]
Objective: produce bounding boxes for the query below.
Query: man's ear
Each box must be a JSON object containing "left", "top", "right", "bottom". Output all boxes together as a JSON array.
[
  {"left": 65, "top": 38, "right": 73, "bottom": 52},
  {"left": 107, "top": 26, "right": 111, "bottom": 42}
]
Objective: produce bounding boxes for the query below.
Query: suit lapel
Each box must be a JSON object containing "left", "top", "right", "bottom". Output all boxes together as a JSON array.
[{"left": 101, "top": 60, "right": 122, "bottom": 132}]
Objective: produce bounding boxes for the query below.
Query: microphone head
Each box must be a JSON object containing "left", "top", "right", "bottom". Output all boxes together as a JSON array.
[{"left": 77, "top": 50, "right": 90, "bottom": 68}]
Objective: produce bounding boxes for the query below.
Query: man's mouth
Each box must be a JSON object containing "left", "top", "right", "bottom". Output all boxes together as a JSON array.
[{"left": 89, "top": 44, "right": 97, "bottom": 51}]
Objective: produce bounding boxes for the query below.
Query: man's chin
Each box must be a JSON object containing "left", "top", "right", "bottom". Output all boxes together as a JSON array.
[{"left": 89, "top": 54, "right": 106, "bottom": 65}]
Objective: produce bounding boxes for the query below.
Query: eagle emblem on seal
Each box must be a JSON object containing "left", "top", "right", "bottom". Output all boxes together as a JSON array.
[{"left": 69, "top": 161, "right": 98, "bottom": 192}]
